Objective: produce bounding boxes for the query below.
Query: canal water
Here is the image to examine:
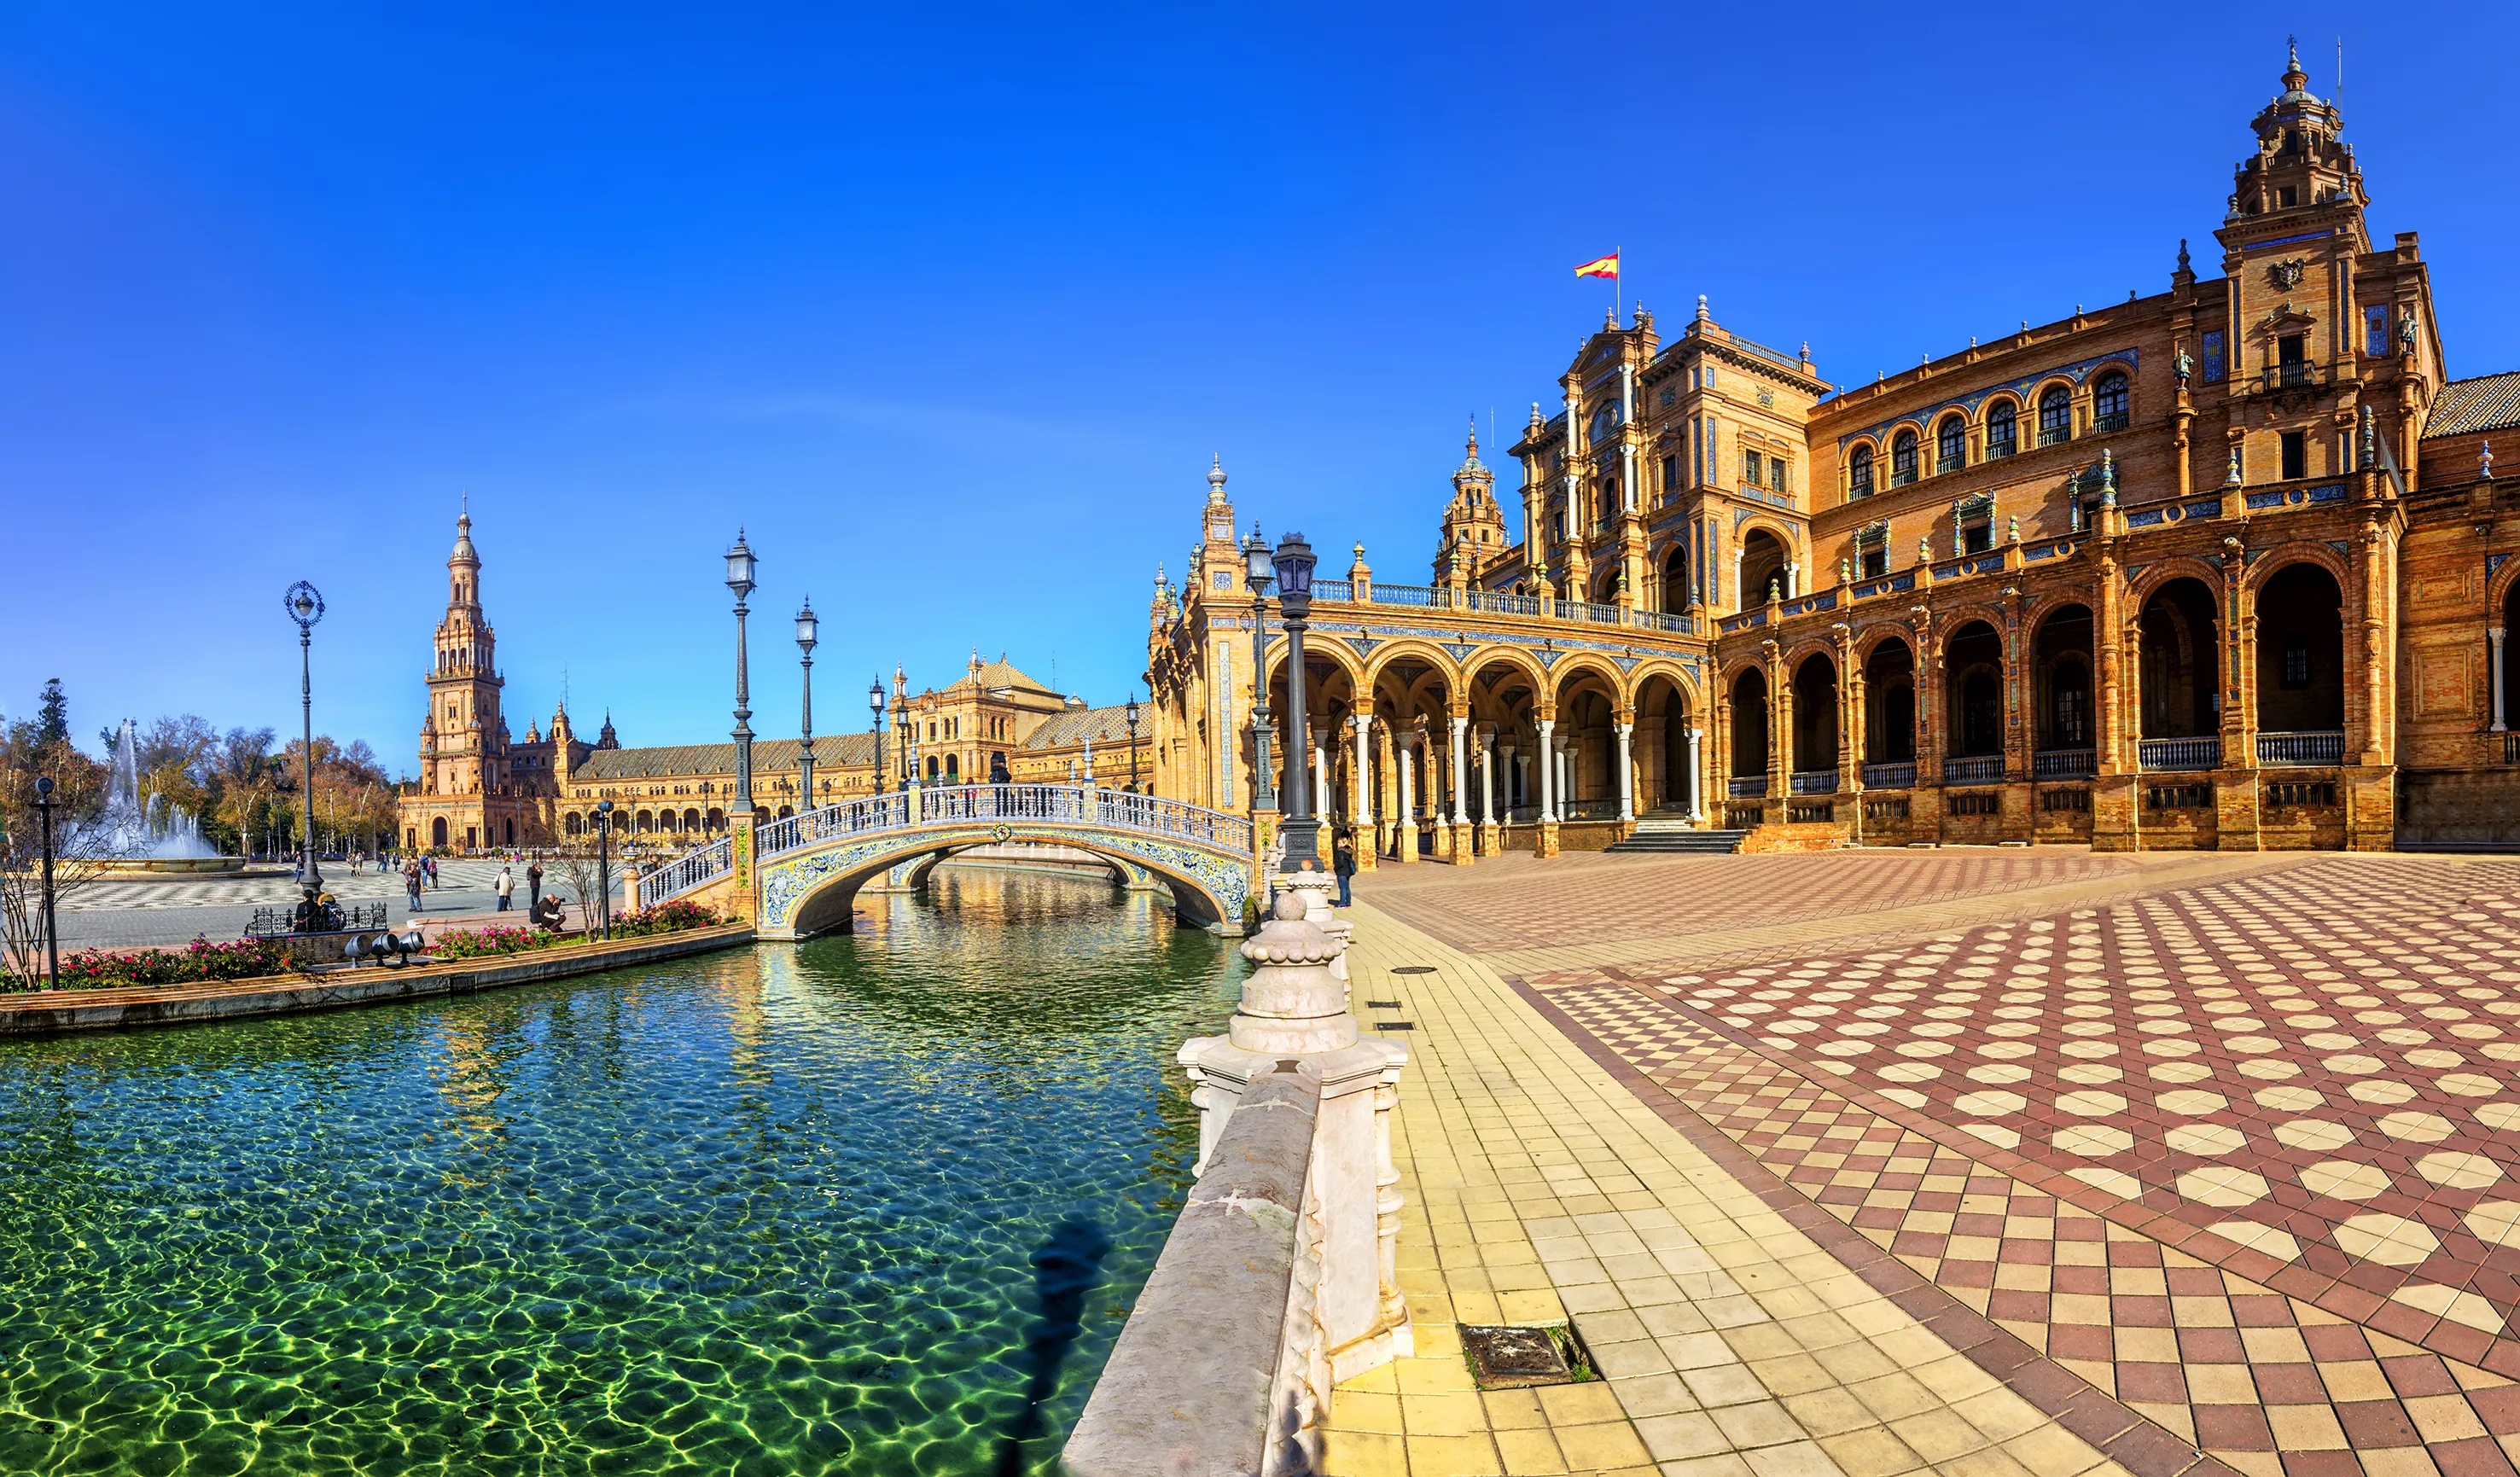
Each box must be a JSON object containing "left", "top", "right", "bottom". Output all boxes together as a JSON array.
[{"left": 0, "top": 865, "right": 1241, "bottom": 1475}]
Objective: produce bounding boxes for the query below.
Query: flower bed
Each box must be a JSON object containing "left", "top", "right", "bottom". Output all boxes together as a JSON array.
[
  {"left": 612, "top": 899, "right": 726, "bottom": 938},
  {"left": 44, "top": 937, "right": 299, "bottom": 991},
  {"left": 430, "top": 926, "right": 565, "bottom": 961}
]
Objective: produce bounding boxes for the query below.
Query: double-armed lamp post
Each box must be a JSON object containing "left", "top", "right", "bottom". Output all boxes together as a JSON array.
[
  {"left": 1242, "top": 525, "right": 1276, "bottom": 813},
  {"left": 1271, "top": 532, "right": 1320, "bottom": 868},
  {"left": 795, "top": 598, "right": 818, "bottom": 815},
  {"left": 284, "top": 581, "right": 326, "bottom": 885},
  {"left": 1126, "top": 695, "right": 1142, "bottom": 794},
  {"left": 725, "top": 532, "right": 759, "bottom": 815},
  {"left": 869, "top": 679, "right": 888, "bottom": 795}
]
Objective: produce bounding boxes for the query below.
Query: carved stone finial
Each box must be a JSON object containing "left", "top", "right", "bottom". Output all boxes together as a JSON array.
[
  {"left": 1696, "top": 294, "right": 1709, "bottom": 323},
  {"left": 1918, "top": 535, "right": 1933, "bottom": 566},
  {"left": 2360, "top": 405, "right": 2377, "bottom": 470},
  {"left": 1207, "top": 455, "right": 1228, "bottom": 503},
  {"left": 2007, "top": 515, "right": 2021, "bottom": 544},
  {"left": 2485, "top": 439, "right": 2496, "bottom": 480},
  {"left": 2226, "top": 446, "right": 2243, "bottom": 487}
]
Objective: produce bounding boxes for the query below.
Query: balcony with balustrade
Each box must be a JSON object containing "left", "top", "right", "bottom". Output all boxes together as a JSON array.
[
  {"left": 2257, "top": 730, "right": 2345, "bottom": 766},
  {"left": 2140, "top": 736, "right": 2222, "bottom": 770},
  {"left": 2033, "top": 747, "right": 2097, "bottom": 778},
  {"left": 1943, "top": 755, "right": 2006, "bottom": 785}
]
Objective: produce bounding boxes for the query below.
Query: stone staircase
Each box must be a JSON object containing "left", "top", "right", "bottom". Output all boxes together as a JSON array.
[{"left": 1603, "top": 813, "right": 1748, "bottom": 855}]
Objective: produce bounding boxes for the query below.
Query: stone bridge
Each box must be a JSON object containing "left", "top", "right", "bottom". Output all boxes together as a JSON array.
[{"left": 637, "top": 784, "right": 1258, "bottom": 939}]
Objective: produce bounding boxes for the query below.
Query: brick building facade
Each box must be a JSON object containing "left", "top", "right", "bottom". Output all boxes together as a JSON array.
[{"left": 1145, "top": 51, "right": 2518, "bottom": 861}]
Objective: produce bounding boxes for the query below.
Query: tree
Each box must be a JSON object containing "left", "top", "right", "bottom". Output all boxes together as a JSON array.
[
  {"left": 0, "top": 715, "right": 117, "bottom": 991},
  {"left": 33, "top": 680, "right": 68, "bottom": 748}
]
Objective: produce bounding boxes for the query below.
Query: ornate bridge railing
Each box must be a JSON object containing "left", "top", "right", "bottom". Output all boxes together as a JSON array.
[
  {"left": 758, "top": 784, "right": 1254, "bottom": 861},
  {"left": 637, "top": 835, "right": 732, "bottom": 910}
]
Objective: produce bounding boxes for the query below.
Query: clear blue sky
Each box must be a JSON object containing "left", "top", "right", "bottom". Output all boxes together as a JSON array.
[{"left": 7, "top": 3, "right": 2512, "bottom": 771}]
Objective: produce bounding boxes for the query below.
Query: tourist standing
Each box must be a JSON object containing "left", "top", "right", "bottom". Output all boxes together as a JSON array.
[
  {"left": 527, "top": 860, "right": 544, "bottom": 915},
  {"left": 1333, "top": 827, "right": 1357, "bottom": 908},
  {"left": 495, "top": 865, "right": 515, "bottom": 912},
  {"left": 404, "top": 858, "right": 424, "bottom": 911}
]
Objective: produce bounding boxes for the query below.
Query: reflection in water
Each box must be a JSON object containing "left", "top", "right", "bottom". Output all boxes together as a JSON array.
[{"left": 0, "top": 865, "right": 1234, "bottom": 1476}]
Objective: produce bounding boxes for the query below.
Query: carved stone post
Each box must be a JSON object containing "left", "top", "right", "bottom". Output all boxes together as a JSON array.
[{"left": 1179, "top": 890, "right": 1412, "bottom": 1385}]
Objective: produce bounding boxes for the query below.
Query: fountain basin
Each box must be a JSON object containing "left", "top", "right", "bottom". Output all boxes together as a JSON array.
[{"left": 96, "top": 858, "right": 262, "bottom": 880}]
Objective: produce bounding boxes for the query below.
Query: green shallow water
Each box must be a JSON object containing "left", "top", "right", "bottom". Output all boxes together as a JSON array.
[{"left": 0, "top": 865, "right": 1240, "bottom": 1475}]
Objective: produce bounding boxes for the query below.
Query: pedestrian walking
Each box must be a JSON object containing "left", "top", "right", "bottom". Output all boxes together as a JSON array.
[
  {"left": 403, "top": 859, "right": 423, "bottom": 911},
  {"left": 495, "top": 865, "right": 515, "bottom": 912},
  {"left": 527, "top": 861, "right": 544, "bottom": 915},
  {"left": 1333, "top": 827, "right": 1357, "bottom": 909},
  {"left": 423, "top": 856, "right": 438, "bottom": 889}
]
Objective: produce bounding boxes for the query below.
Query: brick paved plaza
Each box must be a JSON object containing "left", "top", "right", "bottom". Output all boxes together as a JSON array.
[{"left": 1333, "top": 846, "right": 2520, "bottom": 1477}]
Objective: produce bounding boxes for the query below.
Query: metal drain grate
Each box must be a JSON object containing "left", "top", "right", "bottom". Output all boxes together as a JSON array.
[
  {"left": 1460, "top": 1324, "right": 1572, "bottom": 1388},
  {"left": 1365, "top": 999, "right": 1401, "bottom": 1009},
  {"left": 1391, "top": 965, "right": 1435, "bottom": 974}
]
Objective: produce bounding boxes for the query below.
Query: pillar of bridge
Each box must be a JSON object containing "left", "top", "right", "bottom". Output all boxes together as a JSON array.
[{"left": 1179, "top": 886, "right": 1411, "bottom": 1386}]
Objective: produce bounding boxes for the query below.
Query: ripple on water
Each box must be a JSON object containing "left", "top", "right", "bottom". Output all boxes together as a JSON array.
[{"left": 0, "top": 866, "right": 1238, "bottom": 1475}]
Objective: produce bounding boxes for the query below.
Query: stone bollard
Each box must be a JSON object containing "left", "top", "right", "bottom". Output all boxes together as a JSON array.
[{"left": 1182, "top": 888, "right": 1412, "bottom": 1384}]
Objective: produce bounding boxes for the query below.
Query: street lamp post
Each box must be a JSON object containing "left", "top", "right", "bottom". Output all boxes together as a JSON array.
[
  {"left": 1272, "top": 532, "right": 1320, "bottom": 869},
  {"left": 595, "top": 799, "right": 614, "bottom": 939},
  {"left": 1126, "top": 695, "right": 1142, "bottom": 794},
  {"left": 795, "top": 598, "right": 818, "bottom": 817},
  {"left": 869, "top": 679, "right": 887, "bottom": 797},
  {"left": 1242, "top": 524, "right": 1276, "bottom": 812},
  {"left": 284, "top": 581, "right": 326, "bottom": 886},
  {"left": 725, "top": 532, "right": 759, "bottom": 814},
  {"left": 34, "top": 775, "right": 58, "bottom": 989}
]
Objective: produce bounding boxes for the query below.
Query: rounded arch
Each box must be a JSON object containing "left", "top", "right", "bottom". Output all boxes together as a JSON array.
[
  {"left": 1547, "top": 653, "right": 1627, "bottom": 712},
  {"left": 2033, "top": 379, "right": 2076, "bottom": 445},
  {"left": 1355, "top": 637, "right": 1464, "bottom": 700},
  {"left": 1943, "top": 619, "right": 2006, "bottom": 759},
  {"left": 1888, "top": 425, "right": 1922, "bottom": 486},
  {"left": 2091, "top": 365, "right": 2133, "bottom": 428},
  {"left": 2241, "top": 542, "right": 2352, "bottom": 599},
  {"left": 431, "top": 817, "right": 449, "bottom": 847},
  {"left": 2125, "top": 555, "right": 2228, "bottom": 611},
  {"left": 1934, "top": 412, "right": 1968, "bottom": 473},
  {"left": 1847, "top": 439, "right": 1879, "bottom": 498},
  {"left": 1790, "top": 648, "right": 1842, "bottom": 774},
  {"left": 1737, "top": 523, "right": 1793, "bottom": 607},
  {"left": 1622, "top": 656, "right": 1702, "bottom": 713},
  {"left": 1853, "top": 619, "right": 1923, "bottom": 666},
  {"left": 1271, "top": 631, "right": 1371, "bottom": 695},
  {"left": 1458, "top": 643, "right": 1549, "bottom": 698},
  {"left": 1980, "top": 394, "right": 2019, "bottom": 429},
  {"left": 770, "top": 826, "right": 1240, "bottom": 939}
]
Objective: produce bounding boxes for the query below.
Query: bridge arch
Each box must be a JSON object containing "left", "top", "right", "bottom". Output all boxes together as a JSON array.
[{"left": 763, "top": 823, "right": 1243, "bottom": 939}]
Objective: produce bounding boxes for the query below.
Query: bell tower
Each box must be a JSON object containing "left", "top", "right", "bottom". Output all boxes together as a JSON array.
[
  {"left": 1435, "top": 421, "right": 1508, "bottom": 585},
  {"left": 424, "top": 509, "right": 506, "bottom": 798}
]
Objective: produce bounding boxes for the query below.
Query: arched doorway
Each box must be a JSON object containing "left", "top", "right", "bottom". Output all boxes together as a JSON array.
[
  {"left": 1661, "top": 545, "right": 1691, "bottom": 613},
  {"left": 2034, "top": 605, "right": 2096, "bottom": 773},
  {"left": 2139, "top": 578, "right": 2221, "bottom": 766},
  {"left": 1864, "top": 638, "right": 1917, "bottom": 781},
  {"left": 1739, "top": 529, "right": 1787, "bottom": 608},
  {"left": 1944, "top": 621, "right": 2005, "bottom": 771},
  {"left": 2255, "top": 563, "right": 2346, "bottom": 764},
  {"left": 1635, "top": 673, "right": 1694, "bottom": 813},
  {"left": 1791, "top": 654, "right": 1839, "bottom": 787},
  {"left": 1731, "top": 668, "right": 1771, "bottom": 785},
  {"left": 431, "top": 817, "right": 449, "bottom": 847}
]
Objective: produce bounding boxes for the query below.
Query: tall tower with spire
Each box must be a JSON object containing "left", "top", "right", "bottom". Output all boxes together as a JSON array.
[
  {"left": 1435, "top": 420, "right": 1508, "bottom": 584},
  {"left": 424, "top": 509, "right": 507, "bottom": 801}
]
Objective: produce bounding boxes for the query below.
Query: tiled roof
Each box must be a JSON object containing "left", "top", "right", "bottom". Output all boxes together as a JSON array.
[
  {"left": 1022, "top": 705, "right": 1141, "bottom": 751},
  {"left": 576, "top": 732, "right": 878, "bottom": 780},
  {"left": 2425, "top": 371, "right": 2520, "bottom": 439},
  {"left": 964, "top": 659, "right": 1054, "bottom": 695}
]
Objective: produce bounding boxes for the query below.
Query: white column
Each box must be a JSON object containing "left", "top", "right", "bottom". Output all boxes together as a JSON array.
[
  {"left": 1314, "top": 738, "right": 1331, "bottom": 817},
  {"left": 1559, "top": 736, "right": 1576, "bottom": 816},
  {"left": 1536, "top": 720, "right": 1557, "bottom": 823},
  {"left": 1350, "top": 717, "right": 1374, "bottom": 827},
  {"left": 1620, "top": 363, "right": 1638, "bottom": 512},
  {"left": 1481, "top": 732, "right": 1499, "bottom": 823},
  {"left": 1734, "top": 549, "right": 1746, "bottom": 609},
  {"left": 1687, "top": 726, "right": 1706, "bottom": 822},
  {"left": 1785, "top": 562, "right": 1799, "bottom": 598},
  {"left": 1398, "top": 737, "right": 1415, "bottom": 830},
  {"left": 2493, "top": 628, "right": 2509, "bottom": 733},
  {"left": 1615, "top": 721, "right": 1635, "bottom": 821},
  {"left": 1448, "top": 717, "right": 1470, "bottom": 823}
]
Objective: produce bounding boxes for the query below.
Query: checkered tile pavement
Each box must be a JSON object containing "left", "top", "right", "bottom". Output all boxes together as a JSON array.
[{"left": 1499, "top": 855, "right": 2520, "bottom": 1476}]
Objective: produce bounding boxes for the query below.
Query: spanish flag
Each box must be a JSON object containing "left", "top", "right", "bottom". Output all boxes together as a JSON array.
[{"left": 1574, "top": 252, "right": 1620, "bottom": 280}]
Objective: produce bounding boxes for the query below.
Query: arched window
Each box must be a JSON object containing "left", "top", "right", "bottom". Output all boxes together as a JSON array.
[
  {"left": 2038, "top": 387, "right": 2072, "bottom": 446},
  {"left": 1935, "top": 416, "right": 1966, "bottom": 474},
  {"left": 1849, "top": 445, "right": 1875, "bottom": 497},
  {"left": 1890, "top": 430, "right": 1918, "bottom": 487},
  {"left": 1590, "top": 401, "right": 1620, "bottom": 444},
  {"left": 1984, "top": 401, "right": 2017, "bottom": 459},
  {"left": 432, "top": 817, "right": 448, "bottom": 846},
  {"left": 2092, "top": 370, "right": 2130, "bottom": 432}
]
